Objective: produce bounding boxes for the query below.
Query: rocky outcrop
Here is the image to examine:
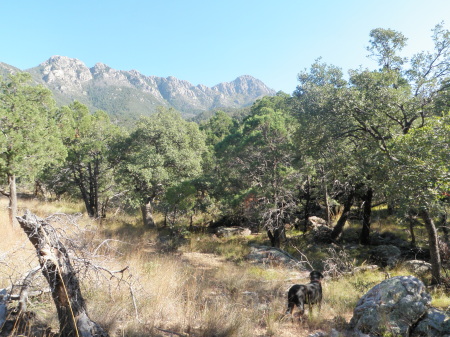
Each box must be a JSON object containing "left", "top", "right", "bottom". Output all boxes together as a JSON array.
[
  {"left": 215, "top": 226, "right": 252, "bottom": 238},
  {"left": 404, "top": 260, "right": 432, "bottom": 275},
  {"left": 0, "top": 62, "right": 21, "bottom": 78},
  {"left": 246, "top": 246, "right": 307, "bottom": 269},
  {"left": 307, "top": 216, "right": 328, "bottom": 229},
  {"left": 349, "top": 276, "right": 450, "bottom": 337},
  {"left": 37, "top": 56, "right": 93, "bottom": 93},
  {"left": 411, "top": 307, "right": 450, "bottom": 337},
  {"left": 369, "top": 244, "right": 402, "bottom": 267},
  {"left": 5, "top": 56, "right": 275, "bottom": 118},
  {"left": 298, "top": 216, "right": 333, "bottom": 243}
]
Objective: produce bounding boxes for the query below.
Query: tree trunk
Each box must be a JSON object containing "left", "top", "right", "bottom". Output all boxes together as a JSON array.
[
  {"left": 8, "top": 174, "right": 18, "bottom": 228},
  {"left": 359, "top": 187, "right": 373, "bottom": 245},
  {"left": 409, "top": 218, "right": 417, "bottom": 248},
  {"left": 330, "top": 189, "right": 355, "bottom": 241},
  {"left": 141, "top": 199, "right": 156, "bottom": 228},
  {"left": 73, "top": 167, "right": 96, "bottom": 218},
  {"left": 16, "top": 211, "right": 109, "bottom": 337},
  {"left": 407, "top": 211, "right": 420, "bottom": 248},
  {"left": 438, "top": 211, "right": 448, "bottom": 244},
  {"left": 267, "top": 226, "right": 285, "bottom": 248},
  {"left": 324, "top": 177, "right": 331, "bottom": 226},
  {"left": 303, "top": 175, "right": 311, "bottom": 232},
  {"left": 88, "top": 162, "right": 99, "bottom": 219},
  {"left": 419, "top": 209, "right": 441, "bottom": 285}
]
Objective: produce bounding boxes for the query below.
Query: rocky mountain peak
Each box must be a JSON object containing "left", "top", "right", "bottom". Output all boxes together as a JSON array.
[
  {"left": 38, "top": 56, "right": 92, "bottom": 93},
  {"left": 4, "top": 56, "right": 276, "bottom": 119}
]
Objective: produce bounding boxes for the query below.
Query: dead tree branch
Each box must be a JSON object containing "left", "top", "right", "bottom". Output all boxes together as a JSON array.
[{"left": 16, "top": 210, "right": 109, "bottom": 337}]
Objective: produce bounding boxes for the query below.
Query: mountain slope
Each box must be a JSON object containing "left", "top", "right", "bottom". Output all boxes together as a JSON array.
[{"left": 13, "top": 56, "right": 276, "bottom": 119}]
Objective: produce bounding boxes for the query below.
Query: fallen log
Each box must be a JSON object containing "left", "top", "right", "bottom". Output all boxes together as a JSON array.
[{"left": 16, "top": 211, "right": 109, "bottom": 337}]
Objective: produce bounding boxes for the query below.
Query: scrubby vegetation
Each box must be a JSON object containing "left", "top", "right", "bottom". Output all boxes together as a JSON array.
[
  {"left": 1, "top": 23, "right": 450, "bottom": 336},
  {"left": 1, "top": 196, "right": 448, "bottom": 337}
]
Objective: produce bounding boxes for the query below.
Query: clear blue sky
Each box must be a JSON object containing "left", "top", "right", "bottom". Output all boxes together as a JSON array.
[{"left": 1, "top": 0, "right": 450, "bottom": 94}]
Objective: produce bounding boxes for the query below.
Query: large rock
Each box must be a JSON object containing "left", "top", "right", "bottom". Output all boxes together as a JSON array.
[
  {"left": 304, "top": 218, "right": 332, "bottom": 243},
  {"left": 246, "top": 246, "right": 307, "bottom": 269},
  {"left": 215, "top": 226, "right": 251, "bottom": 238},
  {"left": 403, "top": 260, "right": 432, "bottom": 275},
  {"left": 369, "top": 245, "right": 402, "bottom": 267},
  {"left": 370, "top": 231, "right": 410, "bottom": 248},
  {"left": 349, "top": 276, "right": 431, "bottom": 336},
  {"left": 411, "top": 307, "right": 450, "bottom": 337},
  {"left": 307, "top": 216, "right": 328, "bottom": 228}
]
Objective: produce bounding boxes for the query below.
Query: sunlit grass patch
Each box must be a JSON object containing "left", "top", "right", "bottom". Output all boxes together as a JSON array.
[
  {"left": 186, "top": 233, "right": 251, "bottom": 261},
  {"left": 17, "top": 197, "right": 85, "bottom": 217},
  {"left": 323, "top": 270, "right": 386, "bottom": 318},
  {"left": 431, "top": 288, "right": 450, "bottom": 310}
]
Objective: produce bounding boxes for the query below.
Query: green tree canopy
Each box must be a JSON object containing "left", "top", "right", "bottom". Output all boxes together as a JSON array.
[
  {"left": 115, "top": 108, "right": 207, "bottom": 227},
  {"left": 42, "top": 101, "right": 123, "bottom": 218},
  {"left": 215, "top": 95, "right": 299, "bottom": 246},
  {"left": 0, "top": 73, "right": 65, "bottom": 225}
]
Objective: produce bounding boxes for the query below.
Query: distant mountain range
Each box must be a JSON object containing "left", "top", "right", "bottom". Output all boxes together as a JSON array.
[{"left": 0, "top": 56, "right": 276, "bottom": 121}]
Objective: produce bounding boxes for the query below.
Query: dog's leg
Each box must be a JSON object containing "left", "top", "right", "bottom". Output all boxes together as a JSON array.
[
  {"left": 298, "top": 302, "right": 305, "bottom": 322},
  {"left": 286, "top": 301, "right": 295, "bottom": 315}
]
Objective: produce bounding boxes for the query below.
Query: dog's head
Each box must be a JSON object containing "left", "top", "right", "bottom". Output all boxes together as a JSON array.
[{"left": 309, "top": 270, "right": 324, "bottom": 282}]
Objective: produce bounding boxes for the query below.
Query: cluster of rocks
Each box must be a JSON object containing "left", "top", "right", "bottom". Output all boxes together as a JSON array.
[
  {"left": 246, "top": 246, "right": 308, "bottom": 270},
  {"left": 215, "top": 226, "right": 251, "bottom": 238},
  {"left": 305, "top": 216, "right": 333, "bottom": 243},
  {"left": 349, "top": 276, "right": 449, "bottom": 336}
]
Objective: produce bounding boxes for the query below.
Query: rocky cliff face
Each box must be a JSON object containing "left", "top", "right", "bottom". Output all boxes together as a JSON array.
[
  {"left": 0, "top": 62, "right": 21, "bottom": 79},
  {"left": 18, "top": 55, "right": 275, "bottom": 118}
]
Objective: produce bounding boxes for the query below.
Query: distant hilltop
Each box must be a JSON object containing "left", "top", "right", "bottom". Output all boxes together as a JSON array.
[{"left": 0, "top": 56, "right": 276, "bottom": 120}]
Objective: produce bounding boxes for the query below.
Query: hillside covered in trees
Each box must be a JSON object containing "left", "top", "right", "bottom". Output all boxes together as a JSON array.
[{"left": 0, "top": 23, "right": 450, "bottom": 337}]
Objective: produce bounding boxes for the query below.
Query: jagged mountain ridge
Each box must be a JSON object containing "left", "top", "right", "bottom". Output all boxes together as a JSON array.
[{"left": 1, "top": 56, "right": 276, "bottom": 119}]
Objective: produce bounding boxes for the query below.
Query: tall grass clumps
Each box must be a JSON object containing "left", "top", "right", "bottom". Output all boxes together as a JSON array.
[{"left": 2, "top": 196, "right": 448, "bottom": 337}]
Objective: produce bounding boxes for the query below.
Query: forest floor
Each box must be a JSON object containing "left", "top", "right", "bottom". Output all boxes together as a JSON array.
[{"left": 1, "top": 196, "right": 449, "bottom": 337}]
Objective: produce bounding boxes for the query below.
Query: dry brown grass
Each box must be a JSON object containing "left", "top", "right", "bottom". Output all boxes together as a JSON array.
[{"left": 2, "top": 196, "right": 448, "bottom": 337}]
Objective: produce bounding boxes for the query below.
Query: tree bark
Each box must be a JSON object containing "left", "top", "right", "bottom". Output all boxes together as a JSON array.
[
  {"left": 438, "top": 211, "right": 448, "bottom": 244},
  {"left": 359, "top": 187, "right": 373, "bottom": 245},
  {"left": 141, "top": 199, "right": 156, "bottom": 228},
  {"left": 407, "top": 211, "right": 420, "bottom": 247},
  {"left": 8, "top": 174, "right": 18, "bottom": 228},
  {"left": 323, "top": 176, "right": 331, "bottom": 226},
  {"left": 409, "top": 218, "right": 417, "bottom": 248},
  {"left": 419, "top": 209, "right": 441, "bottom": 285},
  {"left": 267, "top": 226, "right": 285, "bottom": 248},
  {"left": 73, "top": 166, "right": 96, "bottom": 218},
  {"left": 16, "top": 211, "right": 109, "bottom": 337},
  {"left": 330, "top": 189, "right": 355, "bottom": 241},
  {"left": 303, "top": 175, "right": 311, "bottom": 232}
]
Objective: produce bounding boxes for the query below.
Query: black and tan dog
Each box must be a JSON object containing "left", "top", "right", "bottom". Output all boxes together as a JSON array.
[{"left": 286, "top": 270, "right": 324, "bottom": 320}]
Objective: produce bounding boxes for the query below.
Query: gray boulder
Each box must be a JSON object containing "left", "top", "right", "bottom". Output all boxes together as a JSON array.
[
  {"left": 369, "top": 244, "right": 402, "bottom": 267},
  {"left": 246, "top": 246, "right": 307, "bottom": 269},
  {"left": 349, "top": 276, "right": 431, "bottom": 336},
  {"left": 307, "top": 216, "right": 328, "bottom": 228},
  {"left": 411, "top": 307, "right": 450, "bottom": 337},
  {"left": 404, "top": 260, "right": 432, "bottom": 275},
  {"left": 215, "top": 226, "right": 251, "bottom": 238}
]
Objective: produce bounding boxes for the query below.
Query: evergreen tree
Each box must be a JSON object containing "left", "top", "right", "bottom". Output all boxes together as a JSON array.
[
  {"left": 115, "top": 108, "right": 206, "bottom": 228},
  {"left": 0, "top": 73, "right": 65, "bottom": 226}
]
